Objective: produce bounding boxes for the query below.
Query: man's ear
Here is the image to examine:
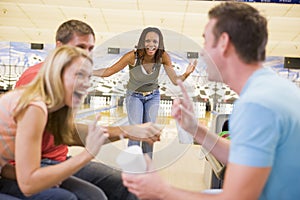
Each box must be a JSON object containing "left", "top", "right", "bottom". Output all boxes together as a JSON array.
[
  {"left": 219, "top": 32, "right": 230, "bottom": 56},
  {"left": 56, "top": 41, "right": 63, "bottom": 47}
]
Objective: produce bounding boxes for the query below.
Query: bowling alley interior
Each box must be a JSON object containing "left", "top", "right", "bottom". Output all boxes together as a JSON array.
[{"left": 1, "top": 0, "right": 300, "bottom": 194}]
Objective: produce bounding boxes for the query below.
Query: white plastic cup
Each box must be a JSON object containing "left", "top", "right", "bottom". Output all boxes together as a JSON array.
[
  {"left": 116, "top": 145, "right": 147, "bottom": 173},
  {"left": 176, "top": 121, "right": 194, "bottom": 144}
]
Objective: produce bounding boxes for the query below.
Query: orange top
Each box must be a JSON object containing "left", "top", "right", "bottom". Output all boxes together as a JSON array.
[
  {"left": 0, "top": 90, "right": 47, "bottom": 167},
  {"left": 13, "top": 63, "right": 68, "bottom": 162}
]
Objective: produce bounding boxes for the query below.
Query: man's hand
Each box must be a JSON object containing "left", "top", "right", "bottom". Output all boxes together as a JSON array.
[
  {"left": 122, "top": 155, "right": 170, "bottom": 199},
  {"left": 85, "top": 115, "right": 109, "bottom": 157},
  {"left": 171, "top": 80, "right": 199, "bottom": 137}
]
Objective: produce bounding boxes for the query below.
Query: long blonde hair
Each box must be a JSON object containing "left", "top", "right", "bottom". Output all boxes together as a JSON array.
[{"left": 14, "top": 46, "right": 93, "bottom": 145}]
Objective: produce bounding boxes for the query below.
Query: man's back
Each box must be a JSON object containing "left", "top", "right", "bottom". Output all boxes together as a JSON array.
[
  {"left": 229, "top": 68, "right": 300, "bottom": 199},
  {"left": 15, "top": 63, "right": 43, "bottom": 88}
]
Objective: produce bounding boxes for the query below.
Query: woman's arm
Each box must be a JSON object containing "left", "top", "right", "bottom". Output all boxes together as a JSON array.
[
  {"left": 15, "top": 106, "right": 107, "bottom": 196},
  {"left": 71, "top": 122, "right": 162, "bottom": 145},
  {"left": 162, "top": 52, "right": 197, "bottom": 85},
  {"left": 93, "top": 50, "right": 135, "bottom": 77},
  {"left": 105, "top": 123, "right": 161, "bottom": 144}
]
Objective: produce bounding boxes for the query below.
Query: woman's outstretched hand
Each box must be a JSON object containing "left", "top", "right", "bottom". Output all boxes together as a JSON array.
[
  {"left": 186, "top": 59, "right": 198, "bottom": 75},
  {"left": 85, "top": 115, "right": 109, "bottom": 157}
]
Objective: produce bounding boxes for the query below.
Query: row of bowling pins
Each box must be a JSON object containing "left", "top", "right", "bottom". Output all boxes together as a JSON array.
[
  {"left": 122, "top": 99, "right": 207, "bottom": 118},
  {"left": 215, "top": 103, "right": 234, "bottom": 114},
  {"left": 157, "top": 100, "right": 208, "bottom": 118},
  {"left": 90, "top": 96, "right": 112, "bottom": 108},
  {"left": 89, "top": 96, "right": 233, "bottom": 116}
]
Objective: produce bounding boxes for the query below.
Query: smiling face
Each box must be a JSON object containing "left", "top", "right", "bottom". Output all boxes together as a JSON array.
[
  {"left": 144, "top": 31, "right": 159, "bottom": 56},
  {"left": 62, "top": 56, "right": 92, "bottom": 108}
]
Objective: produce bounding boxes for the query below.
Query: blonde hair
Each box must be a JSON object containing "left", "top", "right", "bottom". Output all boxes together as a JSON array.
[{"left": 14, "top": 46, "right": 93, "bottom": 144}]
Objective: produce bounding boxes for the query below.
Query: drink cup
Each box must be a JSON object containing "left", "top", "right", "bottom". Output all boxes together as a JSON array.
[
  {"left": 116, "top": 145, "right": 147, "bottom": 173},
  {"left": 176, "top": 121, "right": 194, "bottom": 144}
]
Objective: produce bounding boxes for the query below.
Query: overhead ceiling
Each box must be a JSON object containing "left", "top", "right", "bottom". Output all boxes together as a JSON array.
[{"left": 1, "top": 0, "right": 300, "bottom": 57}]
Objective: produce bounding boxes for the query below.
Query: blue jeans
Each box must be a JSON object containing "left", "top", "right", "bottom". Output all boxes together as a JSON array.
[
  {"left": 126, "top": 89, "right": 160, "bottom": 158},
  {"left": 72, "top": 161, "right": 137, "bottom": 200},
  {"left": 0, "top": 193, "right": 21, "bottom": 200},
  {"left": 0, "top": 159, "right": 137, "bottom": 200},
  {"left": 40, "top": 159, "right": 107, "bottom": 200},
  {"left": 41, "top": 158, "right": 136, "bottom": 200},
  {"left": 0, "top": 178, "right": 77, "bottom": 200}
]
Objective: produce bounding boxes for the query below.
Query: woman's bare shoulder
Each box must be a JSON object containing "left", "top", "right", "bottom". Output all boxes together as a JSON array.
[{"left": 123, "top": 50, "right": 137, "bottom": 65}]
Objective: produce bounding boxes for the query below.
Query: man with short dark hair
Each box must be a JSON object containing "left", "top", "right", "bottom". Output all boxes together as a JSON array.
[
  {"left": 122, "top": 2, "right": 300, "bottom": 199},
  {"left": 15, "top": 19, "right": 95, "bottom": 88}
]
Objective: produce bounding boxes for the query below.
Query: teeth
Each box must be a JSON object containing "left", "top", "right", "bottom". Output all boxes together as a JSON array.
[
  {"left": 74, "top": 91, "right": 87, "bottom": 98},
  {"left": 75, "top": 90, "right": 86, "bottom": 95}
]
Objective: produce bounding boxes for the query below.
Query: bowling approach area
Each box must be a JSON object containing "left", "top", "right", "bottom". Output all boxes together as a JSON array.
[{"left": 70, "top": 97, "right": 233, "bottom": 192}]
